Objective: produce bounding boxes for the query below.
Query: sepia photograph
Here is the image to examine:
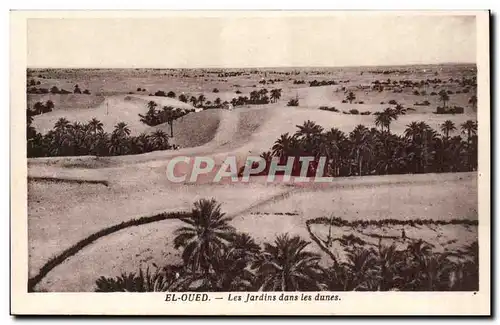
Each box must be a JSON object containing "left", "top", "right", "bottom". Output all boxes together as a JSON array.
[{"left": 11, "top": 10, "right": 490, "bottom": 315}]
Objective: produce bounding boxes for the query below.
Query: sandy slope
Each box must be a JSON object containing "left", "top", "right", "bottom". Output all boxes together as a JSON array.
[
  {"left": 27, "top": 86, "right": 479, "bottom": 291},
  {"left": 31, "top": 94, "right": 195, "bottom": 135},
  {"left": 32, "top": 172, "right": 477, "bottom": 292}
]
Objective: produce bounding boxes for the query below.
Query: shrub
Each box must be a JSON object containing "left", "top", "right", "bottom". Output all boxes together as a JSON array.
[
  {"left": 50, "top": 86, "right": 59, "bottom": 94},
  {"left": 83, "top": 89, "right": 91, "bottom": 95},
  {"left": 287, "top": 98, "right": 299, "bottom": 107},
  {"left": 212, "top": 88, "right": 219, "bottom": 93},
  {"left": 235, "top": 90, "right": 242, "bottom": 94},
  {"left": 167, "top": 91, "right": 176, "bottom": 98},
  {"left": 358, "top": 101, "right": 364, "bottom": 104},
  {"left": 137, "top": 87, "right": 142, "bottom": 91},
  {"left": 447, "top": 90, "right": 454, "bottom": 95},
  {"left": 318, "top": 106, "right": 339, "bottom": 112},
  {"left": 349, "top": 109, "right": 359, "bottom": 115},
  {"left": 341, "top": 100, "right": 347, "bottom": 103},
  {"left": 155, "top": 90, "right": 167, "bottom": 97},
  {"left": 360, "top": 111, "right": 371, "bottom": 115},
  {"left": 413, "top": 90, "right": 420, "bottom": 95},
  {"left": 430, "top": 92, "right": 437, "bottom": 96},
  {"left": 388, "top": 99, "right": 397, "bottom": 105}
]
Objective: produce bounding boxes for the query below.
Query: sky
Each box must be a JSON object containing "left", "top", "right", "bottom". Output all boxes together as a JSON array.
[{"left": 26, "top": 13, "right": 477, "bottom": 68}]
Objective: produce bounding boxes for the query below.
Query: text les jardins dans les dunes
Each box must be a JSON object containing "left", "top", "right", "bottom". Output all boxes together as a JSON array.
[{"left": 165, "top": 293, "right": 341, "bottom": 303}]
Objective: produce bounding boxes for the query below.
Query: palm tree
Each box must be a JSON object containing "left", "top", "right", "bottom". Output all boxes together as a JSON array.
[
  {"left": 342, "top": 246, "right": 378, "bottom": 290},
  {"left": 271, "top": 133, "right": 298, "bottom": 159},
  {"left": 197, "top": 94, "right": 206, "bottom": 108},
  {"left": 54, "top": 117, "right": 70, "bottom": 132},
  {"left": 113, "top": 122, "right": 131, "bottom": 138},
  {"left": 375, "top": 112, "right": 391, "bottom": 132},
  {"left": 270, "top": 88, "right": 282, "bottom": 103},
  {"left": 468, "top": 95, "right": 477, "bottom": 110},
  {"left": 346, "top": 91, "right": 356, "bottom": 104},
  {"left": 461, "top": 120, "right": 478, "bottom": 145},
  {"left": 189, "top": 96, "right": 198, "bottom": 107},
  {"left": 130, "top": 132, "right": 151, "bottom": 154},
  {"left": 439, "top": 90, "right": 450, "bottom": 108},
  {"left": 349, "top": 125, "right": 374, "bottom": 176},
  {"left": 440, "top": 120, "right": 456, "bottom": 139},
  {"left": 254, "top": 234, "right": 323, "bottom": 291},
  {"left": 173, "top": 199, "right": 235, "bottom": 274},
  {"left": 394, "top": 104, "right": 406, "bottom": 116},
  {"left": 147, "top": 100, "right": 158, "bottom": 111},
  {"left": 88, "top": 118, "right": 104, "bottom": 135},
  {"left": 150, "top": 130, "right": 170, "bottom": 150},
  {"left": 321, "top": 128, "right": 346, "bottom": 177},
  {"left": 295, "top": 120, "right": 324, "bottom": 155}
]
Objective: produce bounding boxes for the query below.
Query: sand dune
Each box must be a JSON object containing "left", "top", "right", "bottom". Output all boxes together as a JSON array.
[{"left": 31, "top": 94, "right": 196, "bottom": 135}]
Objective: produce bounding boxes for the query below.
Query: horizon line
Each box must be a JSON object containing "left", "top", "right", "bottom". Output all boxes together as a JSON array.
[{"left": 26, "top": 62, "right": 477, "bottom": 70}]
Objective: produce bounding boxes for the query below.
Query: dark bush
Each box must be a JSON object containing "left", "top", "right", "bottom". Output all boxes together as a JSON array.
[
  {"left": 212, "top": 88, "right": 219, "bottom": 93},
  {"left": 286, "top": 98, "right": 299, "bottom": 107},
  {"left": 349, "top": 109, "right": 359, "bottom": 115},
  {"left": 155, "top": 91, "right": 167, "bottom": 97},
  {"left": 388, "top": 99, "right": 397, "bottom": 105}
]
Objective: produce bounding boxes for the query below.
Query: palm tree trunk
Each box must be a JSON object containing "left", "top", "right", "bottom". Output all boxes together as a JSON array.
[
  {"left": 169, "top": 121, "right": 174, "bottom": 137},
  {"left": 358, "top": 153, "right": 363, "bottom": 176}
]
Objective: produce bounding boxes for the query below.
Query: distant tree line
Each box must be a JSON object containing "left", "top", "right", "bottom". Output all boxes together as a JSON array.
[
  {"left": 139, "top": 101, "right": 194, "bottom": 137},
  {"left": 28, "top": 84, "right": 91, "bottom": 95}
]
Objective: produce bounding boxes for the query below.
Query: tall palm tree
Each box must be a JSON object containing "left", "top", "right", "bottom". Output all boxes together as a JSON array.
[
  {"left": 320, "top": 128, "right": 346, "bottom": 177},
  {"left": 439, "top": 90, "right": 450, "bottom": 108},
  {"left": 270, "top": 88, "right": 282, "bottom": 103},
  {"left": 295, "top": 120, "right": 324, "bottom": 155},
  {"left": 88, "top": 118, "right": 104, "bottom": 135},
  {"left": 173, "top": 199, "right": 235, "bottom": 274},
  {"left": 254, "top": 233, "right": 323, "bottom": 291},
  {"left": 271, "top": 133, "right": 298, "bottom": 159},
  {"left": 349, "top": 125, "right": 374, "bottom": 176},
  {"left": 375, "top": 112, "right": 391, "bottom": 132},
  {"left": 440, "top": 120, "right": 456, "bottom": 139}
]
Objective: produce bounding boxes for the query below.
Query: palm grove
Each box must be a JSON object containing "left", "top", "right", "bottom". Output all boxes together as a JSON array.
[
  {"left": 260, "top": 106, "right": 477, "bottom": 177},
  {"left": 95, "top": 198, "right": 478, "bottom": 292},
  {"left": 26, "top": 101, "right": 191, "bottom": 157}
]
